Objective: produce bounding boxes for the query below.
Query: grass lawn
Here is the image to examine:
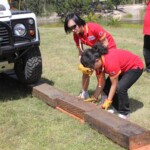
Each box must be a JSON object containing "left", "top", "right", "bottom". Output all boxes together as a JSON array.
[{"left": 0, "top": 25, "right": 149, "bottom": 150}]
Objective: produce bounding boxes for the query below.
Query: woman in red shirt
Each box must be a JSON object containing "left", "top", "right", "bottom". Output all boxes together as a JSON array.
[
  {"left": 81, "top": 43, "right": 144, "bottom": 119},
  {"left": 64, "top": 13, "right": 116, "bottom": 99},
  {"left": 143, "top": 0, "right": 150, "bottom": 72}
]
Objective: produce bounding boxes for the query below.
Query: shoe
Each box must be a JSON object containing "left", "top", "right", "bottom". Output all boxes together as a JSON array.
[
  {"left": 147, "top": 68, "right": 150, "bottom": 73},
  {"left": 118, "top": 113, "right": 130, "bottom": 120},
  {"left": 144, "top": 68, "right": 150, "bottom": 73},
  {"left": 78, "top": 91, "right": 89, "bottom": 99},
  {"left": 107, "top": 107, "right": 117, "bottom": 114}
]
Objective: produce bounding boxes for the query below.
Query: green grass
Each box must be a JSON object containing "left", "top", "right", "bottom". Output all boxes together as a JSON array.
[{"left": 0, "top": 25, "right": 150, "bottom": 150}]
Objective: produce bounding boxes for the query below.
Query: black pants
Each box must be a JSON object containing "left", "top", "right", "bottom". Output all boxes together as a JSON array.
[
  {"left": 143, "top": 35, "right": 150, "bottom": 70},
  {"left": 103, "top": 68, "right": 143, "bottom": 115}
]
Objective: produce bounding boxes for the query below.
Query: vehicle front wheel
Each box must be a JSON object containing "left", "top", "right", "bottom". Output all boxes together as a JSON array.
[{"left": 14, "top": 47, "right": 42, "bottom": 84}]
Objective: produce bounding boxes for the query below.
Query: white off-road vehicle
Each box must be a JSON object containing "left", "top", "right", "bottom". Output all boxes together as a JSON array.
[{"left": 0, "top": 0, "right": 42, "bottom": 84}]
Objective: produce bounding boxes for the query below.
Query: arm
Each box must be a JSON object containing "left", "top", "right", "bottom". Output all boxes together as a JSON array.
[
  {"left": 84, "top": 72, "right": 105, "bottom": 103},
  {"left": 77, "top": 46, "right": 83, "bottom": 60},
  {"left": 101, "top": 75, "right": 119, "bottom": 110},
  {"left": 73, "top": 34, "right": 83, "bottom": 59},
  {"left": 93, "top": 72, "right": 106, "bottom": 99}
]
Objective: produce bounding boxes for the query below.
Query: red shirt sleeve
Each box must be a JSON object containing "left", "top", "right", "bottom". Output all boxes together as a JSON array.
[
  {"left": 90, "top": 23, "right": 106, "bottom": 40},
  {"left": 88, "top": 23, "right": 116, "bottom": 49}
]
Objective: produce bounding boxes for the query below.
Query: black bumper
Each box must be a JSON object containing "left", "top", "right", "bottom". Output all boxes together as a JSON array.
[{"left": 0, "top": 41, "right": 40, "bottom": 55}]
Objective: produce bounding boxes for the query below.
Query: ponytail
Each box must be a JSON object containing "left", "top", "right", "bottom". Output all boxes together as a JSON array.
[{"left": 92, "top": 42, "right": 108, "bottom": 55}]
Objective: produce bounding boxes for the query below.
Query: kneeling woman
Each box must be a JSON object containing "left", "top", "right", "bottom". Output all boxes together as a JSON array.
[{"left": 81, "top": 43, "right": 144, "bottom": 119}]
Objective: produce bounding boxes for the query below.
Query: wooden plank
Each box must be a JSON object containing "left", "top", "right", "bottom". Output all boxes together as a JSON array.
[
  {"left": 56, "top": 106, "right": 84, "bottom": 123},
  {"left": 56, "top": 94, "right": 97, "bottom": 120},
  {"left": 84, "top": 109, "right": 150, "bottom": 150},
  {"left": 32, "top": 83, "right": 97, "bottom": 119},
  {"left": 32, "top": 83, "right": 66, "bottom": 108},
  {"left": 133, "top": 144, "right": 150, "bottom": 150},
  {"left": 32, "top": 83, "right": 150, "bottom": 150}
]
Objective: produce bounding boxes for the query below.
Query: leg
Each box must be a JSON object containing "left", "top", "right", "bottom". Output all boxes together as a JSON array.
[
  {"left": 79, "top": 74, "right": 90, "bottom": 99},
  {"left": 143, "top": 35, "right": 150, "bottom": 71},
  {"left": 82, "top": 73, "right": 90, "bottom": 91},
  {"left": 116, "top": 68, "right": 143, "bottom": 115}
]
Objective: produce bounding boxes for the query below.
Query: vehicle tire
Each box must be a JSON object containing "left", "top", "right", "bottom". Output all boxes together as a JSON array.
[{"left": 14, "top": 47, "right": 42, "bottom": 84}]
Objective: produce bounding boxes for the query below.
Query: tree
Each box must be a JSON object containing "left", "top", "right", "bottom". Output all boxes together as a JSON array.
[
  {"left": 110, "top": 0, "right": 126, "bottom": 10},
  {"left": 25, "top": 0, "right": 45, "bottom": 15},
  {"left": 52, "top": 0, "right": 93, "bottom": 21}
]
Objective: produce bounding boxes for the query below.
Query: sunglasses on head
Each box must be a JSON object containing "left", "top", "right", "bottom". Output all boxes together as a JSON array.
[{"left": 68, "top": 24, "right": 77, "bottom": 32}]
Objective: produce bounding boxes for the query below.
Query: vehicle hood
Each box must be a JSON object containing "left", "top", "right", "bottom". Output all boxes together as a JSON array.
[{"left": 0, "top": 0, "right": 11, "bottom": 18}]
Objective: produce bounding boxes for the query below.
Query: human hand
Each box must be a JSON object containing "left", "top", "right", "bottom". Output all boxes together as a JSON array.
[
  {"left": 78, "top": 64, "right": 93, "bottom": 76},
  {"left": 100, "top": 99, "right": 112, "bottom": 110},
  {"left": 84, "top": 96, "right": 98, "bottom": 103}
]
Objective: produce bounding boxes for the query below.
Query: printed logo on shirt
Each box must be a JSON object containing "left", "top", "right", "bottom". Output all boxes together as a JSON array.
[
  {"left": 109, "top": 71, "right": 116, "bottom": 76},
  {"left": 99, "top": 31, "right": 103, "bottom": 36},
  {"left": 88, "top": 36, "right": 96, "bottom": 41}
]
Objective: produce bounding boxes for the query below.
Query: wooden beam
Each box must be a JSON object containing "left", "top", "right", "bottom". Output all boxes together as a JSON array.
[
  {"left": 84, "top": 109, "right": 150, "bottom": 150},
  {"left": 56, "top": 93, "right": 97, "bottom": 120},
  {"left": 32, "top": 83, "right": 97, "bottom": 119},
  {"left": 32, "top": 83, "right": 60, "bottom": 108},
  {"left": 32, "top": 83, "right": 150, "bottom": 150}
]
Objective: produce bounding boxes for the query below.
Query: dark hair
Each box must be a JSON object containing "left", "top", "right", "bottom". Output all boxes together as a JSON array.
[
  {"left": 64, "top": 13, "right": 86, "bottom": 33},
  {"left": 81, "top": 43, "right": 108, "bottom": 68}
]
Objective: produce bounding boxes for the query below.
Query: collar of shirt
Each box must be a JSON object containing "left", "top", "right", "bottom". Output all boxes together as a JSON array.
[{"left": 79, "top": 24, "right": 88, "bottom": 38}]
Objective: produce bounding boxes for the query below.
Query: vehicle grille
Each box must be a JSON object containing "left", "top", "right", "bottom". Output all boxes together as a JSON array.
[{"left": 0, "top": 22, "right": 11, "bottom": 46}]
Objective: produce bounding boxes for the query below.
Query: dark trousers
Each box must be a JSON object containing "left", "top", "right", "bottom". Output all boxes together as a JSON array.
[
  {"left": 143, "top": 35, "right": 150, "bottom": 70},
  {"left": 103, "top": 68, "right": 143, "bottom": 115}
]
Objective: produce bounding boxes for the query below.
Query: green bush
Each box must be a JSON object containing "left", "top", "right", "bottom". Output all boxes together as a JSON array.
[
  {"left": 84, "top": 13, "right": 100, "bottom": 23},
  {"left": 107, "top": 17, "right": 121, "bottom": 27},
  {"left": 123, "top": 13, "right": 133, "bottom": 19}
]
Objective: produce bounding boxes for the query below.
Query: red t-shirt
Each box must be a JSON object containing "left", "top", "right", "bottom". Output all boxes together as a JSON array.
[
  {"left": 96, "top": 48, "right": 144, "bottom": 77},
  {"left": 143, "top": 1, "right": 150, "bottom": 35},
  {"left": 73, "top": 22, "right": 116, "bottom": 49}
]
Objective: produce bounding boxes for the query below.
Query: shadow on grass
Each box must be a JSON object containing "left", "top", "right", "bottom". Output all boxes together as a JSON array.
[
  {"left": 0, "top": 73, "right": 143, "bottom": 113},
  {"left": 88, "top": 90, "right": 144, "bottom": 112},
  {"left": 0, "top": 73, "right": 32, "bottom": 102},
  {"left": 0, "top": 73, "right": 55, "bottom": 102},
  {"left": 130, "top": 98, "right": 144, "bottom": 113},
  {"left": 41, "top": 77, "right": 54, "bottom": 86}
]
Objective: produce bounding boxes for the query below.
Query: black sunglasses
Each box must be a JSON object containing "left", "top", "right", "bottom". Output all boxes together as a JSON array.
[{"left": 68, "top": 24, "right": 77, "bottom": 32}]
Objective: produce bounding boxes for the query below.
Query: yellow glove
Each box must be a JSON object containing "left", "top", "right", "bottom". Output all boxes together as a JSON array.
[
  {"left": 78, "top": 64, "right": 93, "bottom": 76},
  {"left": 84, "top": 96, "right": 98, "bottom": 103},
  {"left": 101, "top": 99, "right": 112, "bottom": 110}
]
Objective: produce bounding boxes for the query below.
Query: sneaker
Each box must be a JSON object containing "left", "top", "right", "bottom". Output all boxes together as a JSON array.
[
  {"left": 78, "top": 91, "right": 89, "bottom": 99},
  {"left": 107, "top": 107, "right": 117, "bottom": 114},
  {"left": 144, "top": 68, "right": 150, "bottom": 73},
  {"left": 118, "top": 113, "right": 130, "bottom": 120},
  {"left": 147, "top": 68, "right": 150, "bottom": 73}
]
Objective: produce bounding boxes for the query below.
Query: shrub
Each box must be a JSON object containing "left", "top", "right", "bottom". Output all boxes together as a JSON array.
[{"left": 107, "top": 17, "right": 121, "bottom": 27}]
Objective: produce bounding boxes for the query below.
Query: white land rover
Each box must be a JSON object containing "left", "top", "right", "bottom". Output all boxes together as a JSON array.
[{"left": 0, "top": 0, "right": 42, "bottom": 84}]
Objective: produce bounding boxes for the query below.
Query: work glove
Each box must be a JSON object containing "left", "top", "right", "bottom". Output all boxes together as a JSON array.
[
  {"left": 84, "top": 96, "right": 98, "bottom": 103},
  {"left": 78, "top": 64, "right": 93, "bottom": 76},
  {"left": 101, "top": 99, "right": 112, "bottom": 110}
]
